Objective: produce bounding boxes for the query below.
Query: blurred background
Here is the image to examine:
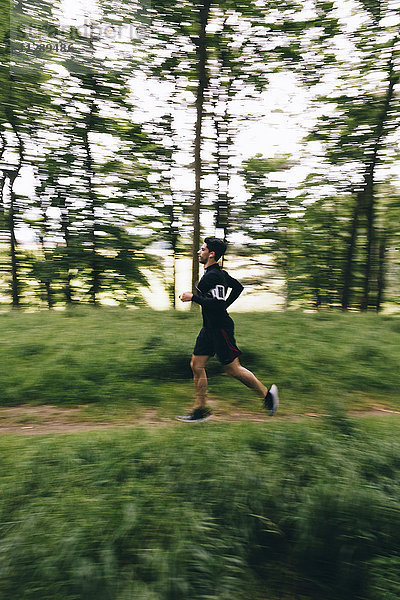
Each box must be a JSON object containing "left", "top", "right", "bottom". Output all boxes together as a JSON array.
[
  {"left": 1, "top": 0, "right": 399, "bottom": 312},
  {"left": 1, "top": 4, "right": 400, "bottom": 599}
]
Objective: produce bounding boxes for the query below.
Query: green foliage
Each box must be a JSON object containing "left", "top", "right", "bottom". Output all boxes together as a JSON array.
[
  {"left": 1, "top": 420, "right": 400, "bottom": 598},
  {"left": 1, "top": 0, "right": 399, "bottom": 315},
  {"left": 368, "top": 556, "right": 400, "bottom": 600},
  {"left": 300, "top": 3, "right": 400, "bottom": 311}
]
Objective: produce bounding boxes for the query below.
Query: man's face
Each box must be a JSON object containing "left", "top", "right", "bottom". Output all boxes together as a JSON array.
[{"left": 198, "top": 244, "right": 212, "bottom": 264}]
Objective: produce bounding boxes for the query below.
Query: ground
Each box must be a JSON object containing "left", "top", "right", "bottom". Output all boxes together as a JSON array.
[{"left": 1, "top": 404, "right": 400, "bottom": 435}]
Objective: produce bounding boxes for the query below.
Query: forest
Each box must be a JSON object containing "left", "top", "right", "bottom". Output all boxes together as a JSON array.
[{"left": 1, "top": 0, "right": 399, "bottom": 311}]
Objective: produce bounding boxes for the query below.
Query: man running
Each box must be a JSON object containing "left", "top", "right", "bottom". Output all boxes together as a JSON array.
[{"left": 177, "top": 236, "right": 279, "bottom": 422}]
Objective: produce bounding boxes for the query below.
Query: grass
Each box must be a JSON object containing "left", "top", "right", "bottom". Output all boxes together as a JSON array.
[
  {"left": 1, "top": 307, "right": 400, "bottom": 598},
  {"left": 1, "top": 418, "right": 400, "bottom": 599},
  {"left": 0, "top": 307, "right": 399, "bottom": 420}
]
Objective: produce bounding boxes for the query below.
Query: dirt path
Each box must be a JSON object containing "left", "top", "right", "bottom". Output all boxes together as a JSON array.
[{"left": 0, "top": 404, "right": 399, "bottom": 435}]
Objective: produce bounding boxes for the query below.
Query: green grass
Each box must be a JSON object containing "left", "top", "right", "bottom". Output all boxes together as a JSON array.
[
  {"left": 0, "top": 307, "right": 399, "bottom": 419},
  {"left": 0, "top": 308, "right": 400, "bottom": 418},
  {"left": 1, "top": 418, "right": 400, "bottom": 599},
  {"left": 1, "top": 307, "right": 400, "bottom": 598}
]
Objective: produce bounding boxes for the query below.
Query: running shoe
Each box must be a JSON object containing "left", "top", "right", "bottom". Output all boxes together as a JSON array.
[
  {"left": 264, "top": 384, "right": 279, "bottom": 416},
  {"left": 176, "top": 407, "right": 213, "bottom": 423}
]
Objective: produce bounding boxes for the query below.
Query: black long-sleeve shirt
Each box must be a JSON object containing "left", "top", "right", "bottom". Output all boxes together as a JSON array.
[{"left": 191, "top": 263, "right": 244, "bottom": 329}]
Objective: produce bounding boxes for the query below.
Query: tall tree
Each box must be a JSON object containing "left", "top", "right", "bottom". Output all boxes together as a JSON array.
[
  {"left": 149, "top": 112, "right": 184, "bottom": 309},
  {"left": 303, "top": 0, "right": 400, "bottom": 310},
  {"left": 207, "top": 4, "right": 273, "bottom": 242},
  {"left": 191, "top": 0, "right": 211, "bottom": 293},
  {"left": 144, "top": 0, "right": 310, "bottom": 292},
  {"left": 0, "top": 0, "right": 52, "bottom": 306},
  {"left": 28, "top": 11, "right": 164, "bottom": 307}
]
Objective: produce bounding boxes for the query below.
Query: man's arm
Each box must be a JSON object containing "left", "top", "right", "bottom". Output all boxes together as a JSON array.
[
  {"left": 180, "top": 272, "right": 225, "bottom": 308},
  {"left": 181, "top": 272, "right": 243, "bottom": 309},
  {"left": 191, "top": 293, "right": 225, "bottom": 309},
  {"left": 190, "top": 271, "right": 227, "bottom": 309},
  {"left": 179, "top": 292, "right": 224, "bottom": 309},
  {"left": 224, "top": 274, "right": 244, "bottom": 308}
]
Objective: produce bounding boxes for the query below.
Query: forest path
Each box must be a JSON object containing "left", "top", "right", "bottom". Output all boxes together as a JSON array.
[{"left": 0, "top": 404, "right": 399, "bottom": 435}]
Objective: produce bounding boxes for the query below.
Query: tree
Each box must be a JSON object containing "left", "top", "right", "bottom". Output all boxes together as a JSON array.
[
  {"left": 0, "top": 0, "right": 52, "bottom": 306},
  {"left": 23, "top": 9, "right": 166, "bottom": 307},
  {"left": 143, "top": 0, "right": 214, "bottom": 294},
  {"left": 303, "top": 0, "right": 400, "bottom": 310},
  {"left": 142, "top": 0, "right": 281, "bottom": 291},
  {"left": 149, "top": 113, "right": 184, "bottom": 309}
]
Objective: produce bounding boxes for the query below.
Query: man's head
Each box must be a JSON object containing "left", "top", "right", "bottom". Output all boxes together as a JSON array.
[{"left": 198, "top": 237, "right": 227, "bottom": 265}]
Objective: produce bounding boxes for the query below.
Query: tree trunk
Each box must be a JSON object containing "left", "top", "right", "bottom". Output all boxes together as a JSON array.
[
  {"left": 375, "top": 234, "right": 386, "bottom": 312},
  {"left": 168, "top": 206, "right": 178, "bottom": 310},
  {"left": 281, "top": 231, "right": 291, "bottom": 309},
  {"left": 214, "top": 109, "right": 230, "bottom": 242},
  {"left": 60, "top": 195, "right": 74, "bottom": 305},
  {"left": 172, "top": 245, "right": 177, "bottom": 309},
  {"left": 360, "top": 44, "right": 398, "bottom": 310},
  {"left": 191, "top": 0, "right": 211, "bottom": 295},
  {"left": 83, "top": 102, "right": 100, "bottom": 306},
  {"left": 341, "top": 191, "right": 362, "bottom": 310},
  {"left": 44, "top": 280, "right": 54, "bottom": 309},
  {"left": 0, "top": 132, "right": 6, "bottom": 219},
  {"left": 162, "top": 121, "right": 179, "bottom": 310},
  {"left": 0, "top": 177, "right": 6, "bottom": 219},
  {"left": 8, "top": 178, "right": 20, "bottom": 307},
  {"left": 213, "top": 47, "right": 233, "bottom": 245},
  {"left": 5, "top": 110, "right": 23, "bottom": 308},
  {"left": 360, "top": 169, "right": 376, "bottom": 311}
]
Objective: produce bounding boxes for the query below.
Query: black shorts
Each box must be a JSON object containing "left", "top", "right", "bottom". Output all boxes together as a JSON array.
[{"left": 193, "top": 326, "right": 242, "bottom": 365}]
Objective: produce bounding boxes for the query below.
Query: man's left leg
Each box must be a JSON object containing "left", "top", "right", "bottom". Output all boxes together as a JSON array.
[
  {"left": 224, "top": 358, "right": 279, "bottom": 416},
  {"left": 224, "top": 358, "right": 267, "bottom": 398}
]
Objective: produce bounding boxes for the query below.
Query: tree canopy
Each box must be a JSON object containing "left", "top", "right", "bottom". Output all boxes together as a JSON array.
[{"left": 1, "top": 0, "right": 399, "bottom": 310}]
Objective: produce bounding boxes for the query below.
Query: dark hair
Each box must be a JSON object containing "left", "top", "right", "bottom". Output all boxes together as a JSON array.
[{"left": 204, "top": 237, "right": 227, "bottom": 262}]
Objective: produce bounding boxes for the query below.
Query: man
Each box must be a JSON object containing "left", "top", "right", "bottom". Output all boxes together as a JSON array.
[{"left": 177, "top": 236, "right": 279, "bottom": 422}]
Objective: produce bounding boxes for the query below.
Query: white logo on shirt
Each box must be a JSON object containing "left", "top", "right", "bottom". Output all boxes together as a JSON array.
[{"left": 210, "top": 285, "right": 227, "bottom": 300}]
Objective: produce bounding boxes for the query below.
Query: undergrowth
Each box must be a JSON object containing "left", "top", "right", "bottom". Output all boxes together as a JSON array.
[{"left": 0, "top": 419, "right": 400, "bottom": 599}]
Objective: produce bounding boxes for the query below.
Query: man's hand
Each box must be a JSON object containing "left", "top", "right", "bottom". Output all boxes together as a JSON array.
[{"left": 179, "top": 292, "right": 193, "bottom": 302}]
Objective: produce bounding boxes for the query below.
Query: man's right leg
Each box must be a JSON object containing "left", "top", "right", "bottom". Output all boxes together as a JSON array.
[
  {"left": 176, "top": 329, "right": 214, "bottom": 422},
  {"left": 190, "top": 354, "right": 210, "bottom": 409}
]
